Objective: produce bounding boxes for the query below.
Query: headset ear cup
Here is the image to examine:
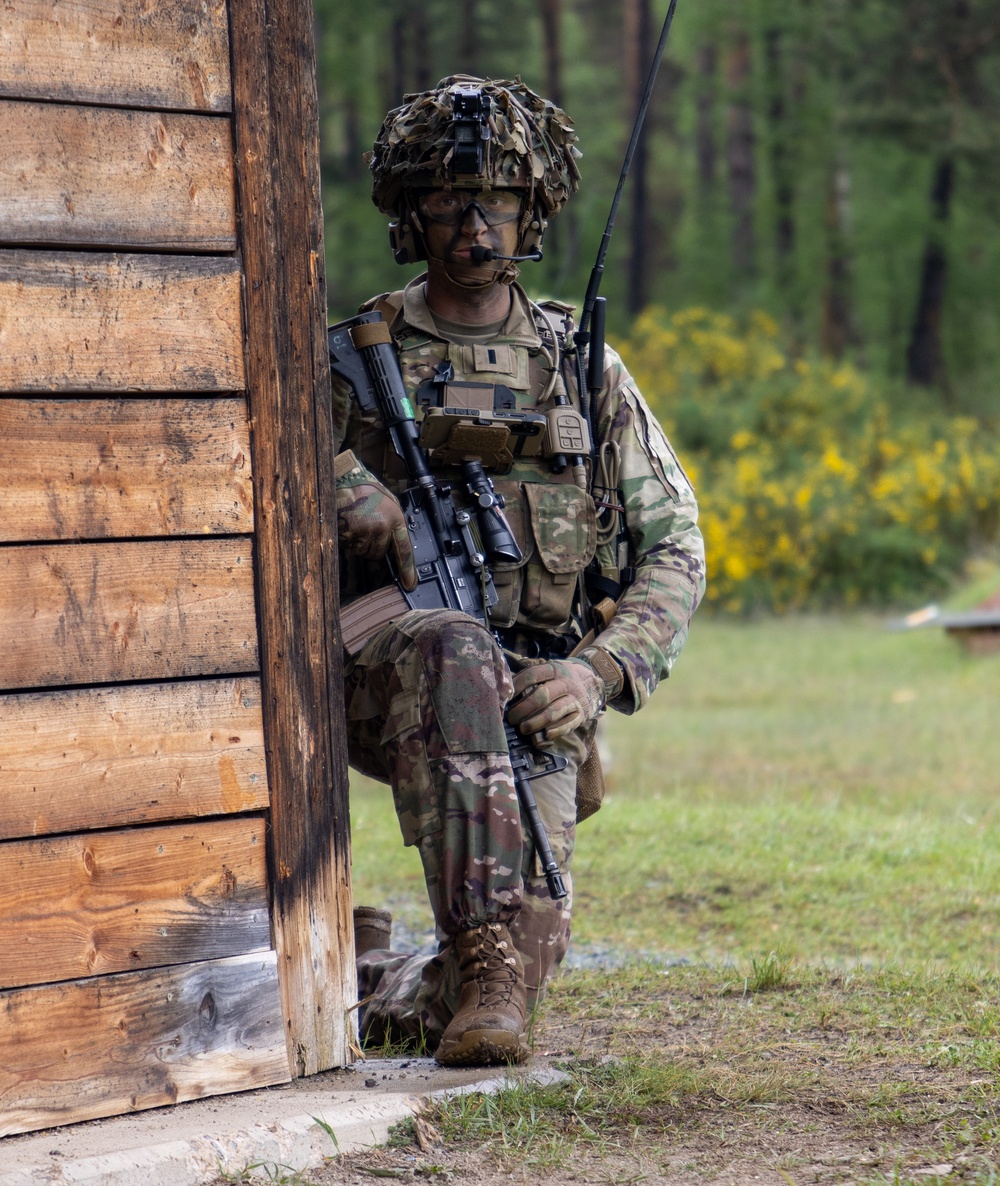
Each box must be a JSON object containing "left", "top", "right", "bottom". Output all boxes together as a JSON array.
[
  {"left": 388, "top": 219, "right": 424, "bottom": 265},
  {"left": 521, "top": 212, "right": 547, "bottom": 259}
]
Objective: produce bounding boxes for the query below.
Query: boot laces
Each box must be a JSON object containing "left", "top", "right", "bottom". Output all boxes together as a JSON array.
[{"left": 472, "top": 923, "right": 518, "bottom": 1007}]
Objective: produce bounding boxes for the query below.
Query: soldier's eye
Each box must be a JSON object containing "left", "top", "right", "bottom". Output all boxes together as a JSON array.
[{"left": 423, "top": 194, "right": 459, "bottom": 214}]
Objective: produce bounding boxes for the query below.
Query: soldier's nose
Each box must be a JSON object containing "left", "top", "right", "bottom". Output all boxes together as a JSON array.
[{"left": 459, "top": 205, "right": 488, "bottom": 232}]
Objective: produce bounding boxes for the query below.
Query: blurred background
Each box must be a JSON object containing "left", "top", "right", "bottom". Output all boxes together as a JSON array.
[{"left": 314, "top": 0, "right": 1000, "bottom": 613}]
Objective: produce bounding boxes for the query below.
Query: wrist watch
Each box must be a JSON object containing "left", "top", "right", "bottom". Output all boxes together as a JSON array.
[{"left": 579, "top": 645, "right": 625, "bottom": 702}]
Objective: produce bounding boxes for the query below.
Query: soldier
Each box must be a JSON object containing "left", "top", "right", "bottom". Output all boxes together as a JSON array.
[{"left": 332, "top": 75, "right": 705, "bottom": 1067}]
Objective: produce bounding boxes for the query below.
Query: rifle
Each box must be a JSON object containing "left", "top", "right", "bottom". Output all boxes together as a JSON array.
[{"left": 329, "top": 313, "right": 568, "bottom": 901}]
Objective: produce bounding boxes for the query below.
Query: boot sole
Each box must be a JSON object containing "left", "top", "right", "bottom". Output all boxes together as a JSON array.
[{"left": 434, "top": 1028, "right": 529, "bottom": 1067}]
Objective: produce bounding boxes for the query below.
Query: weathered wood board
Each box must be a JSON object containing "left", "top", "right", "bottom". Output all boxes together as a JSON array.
[
  {"left": 0, "top": 252, "right": 245, "bottom": 393},
  {"left": 0, "top": 952, "right": 289, "bottom": 1137},
  {"left": 0, "top": 678, "right": 268, "bottom": 841},
  {"left": 0, "top": 816, "right": 270, "bottom": 989},
  {"left": 0, "top": 0, "right": 232, "bottom": 112},
  {"left": 230, "top": 0, "right": 357, "bottom": 1073},
  {"left": 0, "top": 398, "right": 253, "bottom": 541},
  {"left": 0, "top": 539, "right": 257, "bottom": 690},
  {"left": 0, "top": 101, "right": 236, "bottom": 251}
]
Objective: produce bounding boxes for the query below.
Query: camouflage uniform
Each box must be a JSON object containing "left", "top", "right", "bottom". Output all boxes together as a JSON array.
[{"left": 334, "top": 277, "right": 705, "bottom": 1046}]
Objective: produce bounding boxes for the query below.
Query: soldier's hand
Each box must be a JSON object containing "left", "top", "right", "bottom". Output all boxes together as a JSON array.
[
  {"left": 508, "top": 658, "right": 605, "bottom": 741},
  {"left": 336, "top": 479, "right": 418, "bottom": 592}
]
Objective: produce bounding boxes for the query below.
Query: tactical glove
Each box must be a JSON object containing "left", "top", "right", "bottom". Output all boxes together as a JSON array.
[
  {"left": 335, "top": 451, "right": 418, "bottom": 592},
  {"left": 508, "top": 657, "right": 609, "bottom": 741}
]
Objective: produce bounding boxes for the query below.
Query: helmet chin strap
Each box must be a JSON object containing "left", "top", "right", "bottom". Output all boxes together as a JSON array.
[{"left": 426, "top": 254, "right": 520, "bottom": 291}]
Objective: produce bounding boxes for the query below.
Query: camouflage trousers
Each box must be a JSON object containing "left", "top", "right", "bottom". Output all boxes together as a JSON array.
[{"left": 344, "top": 608, "right": 591, "bottom": 1046}]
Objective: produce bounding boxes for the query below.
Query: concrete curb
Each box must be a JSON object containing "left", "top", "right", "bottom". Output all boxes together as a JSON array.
[{"left": 0, "top": 1064, "right": 567, "bottom": 1186}]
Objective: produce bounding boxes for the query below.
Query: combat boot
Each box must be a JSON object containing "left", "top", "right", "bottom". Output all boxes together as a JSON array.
[
  {"left": 434, "top": 921, "right": 529, "bottom": 1066},
  {"left": 353, "top": 905, "right": 392, "bottom": 956}
]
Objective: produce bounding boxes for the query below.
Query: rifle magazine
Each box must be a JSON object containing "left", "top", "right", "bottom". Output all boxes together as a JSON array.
[{"left": 340, "top": 585, "right": 410, "bottom": 656}]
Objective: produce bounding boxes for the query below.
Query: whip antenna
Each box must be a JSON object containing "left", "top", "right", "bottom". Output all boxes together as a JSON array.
[{"left": 577, "top": 0, "right": 680, "bottom": 342}]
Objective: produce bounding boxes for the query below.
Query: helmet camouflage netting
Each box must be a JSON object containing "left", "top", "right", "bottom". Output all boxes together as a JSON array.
[{"left": 368, "top": 74, "right": 582, "bottom": 219}]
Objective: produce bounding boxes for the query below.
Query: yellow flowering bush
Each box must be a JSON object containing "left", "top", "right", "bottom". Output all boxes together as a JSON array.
[{"left": 617, "top": 307, "right": 1000, "bottom": 612}]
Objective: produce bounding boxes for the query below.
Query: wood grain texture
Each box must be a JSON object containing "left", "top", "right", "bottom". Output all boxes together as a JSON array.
[
  {"left": 0, "top": 539, "right": 257, "bottom": 690},
  {"left": 0, "top": 251, "right": 245, "bottom": 393},
  {"left": 0, "top": 101, "right": 236, "bottom": 251},
  {"left": 0, "top": 952, "right": 288, "bottom": 1137},
  {"left": 231, "top": 0, "right": 356, "bottom": 1073},
  {"left": 0, "top": 678, "right": 268, "bottom": 841},
  {"left": 0, "top": 398, "right": 253, "bottom": 541},
  {"left": 0, "top": 0, "right": 232, "bottom": 112},
  {"left": 0, "top": 816, "right": 270, "bottom": 989}
]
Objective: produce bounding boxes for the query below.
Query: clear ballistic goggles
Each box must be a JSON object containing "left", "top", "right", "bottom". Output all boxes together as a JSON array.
[{"left": 418, "top": 189, "right": 523, "bottom": 227}]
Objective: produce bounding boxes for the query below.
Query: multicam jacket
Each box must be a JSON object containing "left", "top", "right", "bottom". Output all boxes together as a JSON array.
[{"left": 332, "top": 277, "right": 705, "bottom": 714}]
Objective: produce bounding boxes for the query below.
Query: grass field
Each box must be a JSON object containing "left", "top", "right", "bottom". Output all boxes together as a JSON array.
[
  {"left": 331, "top": 606, "right": 1000, "bottom": 1184},
  {"left": 350, "top": 609, "right": 1000, "bottom": 970}
]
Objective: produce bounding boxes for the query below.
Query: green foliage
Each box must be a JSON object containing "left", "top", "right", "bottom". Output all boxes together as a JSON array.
[
  {"left": 313, "top": 1, "right": 1000, "bottom": 401},
  {"left": 616, "top": 306, "right": 1000, "bottom": 610}
]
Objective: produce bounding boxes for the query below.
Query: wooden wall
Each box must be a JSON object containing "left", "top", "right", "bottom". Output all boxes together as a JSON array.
[{"left": 0, "top": 0, "right": 354, "bottom": 1136}]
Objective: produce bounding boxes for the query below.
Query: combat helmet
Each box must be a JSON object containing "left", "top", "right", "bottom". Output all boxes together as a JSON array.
[{"left": 368, "top": 75, "right": 581, "bottom": 270}]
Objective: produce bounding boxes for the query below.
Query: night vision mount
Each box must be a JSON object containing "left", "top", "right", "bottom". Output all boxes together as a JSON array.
[{"left": 451, "top": 87, "right": 492, "bottom": 180}]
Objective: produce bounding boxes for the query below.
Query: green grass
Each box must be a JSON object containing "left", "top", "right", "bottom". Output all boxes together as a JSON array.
[
  {"left": 350, "top": 610, "right": 1000, "bottom": 968},
  {"left": 344, "top": 599, "right": 1000, "bottom": 1180}
]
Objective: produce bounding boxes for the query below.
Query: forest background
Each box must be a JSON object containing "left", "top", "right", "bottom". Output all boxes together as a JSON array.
[{"left": 313, "top": 0, "right": 1000, "bottom": 612}]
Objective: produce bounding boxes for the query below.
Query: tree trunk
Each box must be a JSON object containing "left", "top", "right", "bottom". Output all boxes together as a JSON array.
[
  {"left": 724, "top": 28, "right": 757, "bottom": 280},
  {"left": 412, "top": 2, "right": 432, "bottom": 93},
  {"left": 341, "top": 95, "right": 361, "bottom": 182},
  {"left": 625, "top": 0, "right": 652, "bottom": 314},
  {"left": 386, "top": 2, "right": 431, "bottom": 108},
  {"left": 539, "top": 0, "right": 563, "bottom": 108},
  {"left": 459, "top": 0, "right": 480, "bottom": 77},
  {"left": 695, "top": 43, "right": 718, "bottom": 195},
  {"left": 388, "top": 14, "right": 405, "bottom": 106},
  {"left": 906, "top": 155, "right": 954, "bottom": 390},
  {"left": 820, "top": 160, "right": 858, "bottom": 359},
  {"left": 763, "top": 25, "right": 795, "bottom": 294},
  {"left": 539, "top": 0, "right": 577, "bottom": 281}
]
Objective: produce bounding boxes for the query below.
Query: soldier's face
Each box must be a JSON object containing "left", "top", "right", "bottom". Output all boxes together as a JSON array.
[{"left": 419, "top": 189, "right": 522, "bottom": 274}]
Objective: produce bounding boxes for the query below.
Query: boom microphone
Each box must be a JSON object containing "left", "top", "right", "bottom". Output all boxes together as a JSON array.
[{"left": 469, "top": 246, "right": 544, "bottom": 264}]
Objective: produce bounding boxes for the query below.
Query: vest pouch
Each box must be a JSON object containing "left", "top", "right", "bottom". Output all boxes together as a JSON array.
[
  {"left": 486, "top": 480, "right": 532, "bottom": 629},
  {"left": 518, "top": 484, "right": 597, "bottom": 630}
]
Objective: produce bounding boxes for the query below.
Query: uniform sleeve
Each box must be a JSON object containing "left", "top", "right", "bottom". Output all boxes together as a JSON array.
[
  {"left": 331, "top": 372, "right": 353, "bottom": 452},
  {"left": 592, "top": 348, "right": 706, "bottom": 714}
]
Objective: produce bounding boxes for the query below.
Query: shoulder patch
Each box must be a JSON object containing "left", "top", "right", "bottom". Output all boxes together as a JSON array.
[{"left": 624, "top": 385, "right": 693, "bottom": 499}]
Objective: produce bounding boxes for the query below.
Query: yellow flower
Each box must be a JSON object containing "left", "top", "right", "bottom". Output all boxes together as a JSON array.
[{"left": 724, "top": 554, "right": 749, "bottom": 582}]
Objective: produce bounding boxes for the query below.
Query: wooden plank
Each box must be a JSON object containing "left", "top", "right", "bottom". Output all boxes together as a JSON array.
[
  {"left": 0, "top": 0, "right": 231, "bottom": 112},
  {"left": 0, "top": 953, "right": 288, "bottom": 1137},
  {"left": 0, "top": 817, "right": 270, "bottom": 989},
  {"left": 0, "top": 252, "right": 245, "bottom": 393},
  {"left": 0, "top": 398, "right": 254, "bottom": 542},
  {"left": 231, "top": 0, "right": 356, "bottom": 1073},
  {"left": 0, "top": 678, "right": 268, "bottom": 840},
  {"left": 0, "top": 101, "right": 236, "bottom": 251},
  {"left": 0, "top": 539, "right": 257, "bottom": 690}
]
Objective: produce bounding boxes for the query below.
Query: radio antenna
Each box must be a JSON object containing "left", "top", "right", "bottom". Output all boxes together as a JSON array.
[{"left": 576, "top": 0, "right": 680, "bottom": 343}]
